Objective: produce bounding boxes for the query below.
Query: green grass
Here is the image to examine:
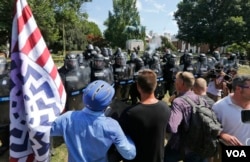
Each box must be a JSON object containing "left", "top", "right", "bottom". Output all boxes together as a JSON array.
[
  {"left": 238, "top": 65, "right": 250, "bottom": 75},
  {"left": 51, "top": 137, "right": 68, "bottom": 162}
]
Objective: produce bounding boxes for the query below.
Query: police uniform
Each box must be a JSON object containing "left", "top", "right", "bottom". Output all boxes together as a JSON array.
[
  {"left": 59, "top": 53, "right": 90, "bottom": 111},
  {"left": 91, "top": 54, "right": 114, "bottom": 85},
  {"left": 113, "top": 52, "right": 134, "bottom": 102},
  {"left": 127, "top": 56, "right": 145, "bottom": 105},
  {"left": 181, "top": 53, "right": 195, "bottom": 74},
  {"left": 194, "top": 53, "right": 210, "bottom": 78},
  {"left": 150, "top": 56, "right": 165, "bottom": 100},
  {"left": 163, "top": 54, "right": 180, "bottom": 96}
]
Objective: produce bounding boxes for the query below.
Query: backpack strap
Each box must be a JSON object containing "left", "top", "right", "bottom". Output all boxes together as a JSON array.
[{"left": 181, "top": 96, "right": 204, "bottom": 113}]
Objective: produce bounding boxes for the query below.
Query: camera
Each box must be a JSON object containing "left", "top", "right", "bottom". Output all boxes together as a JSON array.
[
  {"left": 223, "top": 74, "right": 232, "bottom": 81},
  {"left": 207, "top": 69, "right": 217, "bottom": 78}
]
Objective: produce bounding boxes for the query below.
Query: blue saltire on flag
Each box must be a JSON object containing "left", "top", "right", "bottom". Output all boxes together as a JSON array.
[{"left": 10, "top": 0, "right": 66, "bottom": 161}]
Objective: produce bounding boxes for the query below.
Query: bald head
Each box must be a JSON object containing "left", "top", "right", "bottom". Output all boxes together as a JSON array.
[{"left": 193, "top": 78, "right": 207, "bottom": 95}]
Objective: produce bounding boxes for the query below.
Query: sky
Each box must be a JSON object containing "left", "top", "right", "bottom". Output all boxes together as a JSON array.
[{"left": 82, "top": 0, "right": 181, "bottom": 36}]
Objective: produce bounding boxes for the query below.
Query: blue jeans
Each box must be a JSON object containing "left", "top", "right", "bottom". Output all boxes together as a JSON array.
[{"left": 164, "top": 144, "right": 207, "bottom": 162}]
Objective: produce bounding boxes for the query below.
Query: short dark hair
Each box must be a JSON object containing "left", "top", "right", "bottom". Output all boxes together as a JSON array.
[
  {"left": 232, "top": 75, "right": 250, "bottom": 91},
  {"left": 137, "top": 69, "right": 157, "bottom": 94},
  {"left": 214, "top": 62, "right": 224, "bottom": 69}
]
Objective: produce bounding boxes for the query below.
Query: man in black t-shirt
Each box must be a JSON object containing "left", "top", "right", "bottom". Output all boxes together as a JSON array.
[{"left": 119, "top": 69, "right": 171, "bottom": 162}]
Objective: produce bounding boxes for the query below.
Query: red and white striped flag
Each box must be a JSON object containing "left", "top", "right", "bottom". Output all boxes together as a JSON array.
[{"left": 10, "top": 0, "right": 66, "bottom": 161}]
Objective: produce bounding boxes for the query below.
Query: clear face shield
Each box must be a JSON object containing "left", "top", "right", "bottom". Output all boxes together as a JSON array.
[
  {"left": 115, "top": 57, "right": 126, "bottom": 66},
  {"left": 65, "top": 59, "right": 78, "bottom": 70},
  {"left": 200, "top": 57, "right": 207, "bottom": 64},
  {"left": 94, "top": 59, "right": 104, "bottom": 69}
]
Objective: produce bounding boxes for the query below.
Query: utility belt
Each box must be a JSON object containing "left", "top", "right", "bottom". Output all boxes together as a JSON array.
[
  {"left": 69, "top": 88, "right": 86, "bottom": 96},
  {"left": 115, "top": 79, "right": 134, "bottom": 85},
  {"left": 157, "top": 77, "right": 164, "bottom": 82}
]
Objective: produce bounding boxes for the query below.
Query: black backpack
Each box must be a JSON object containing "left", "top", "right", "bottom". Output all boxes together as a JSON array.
[{"left": 181, "top": 96, "right": 222, "bottom": 158}]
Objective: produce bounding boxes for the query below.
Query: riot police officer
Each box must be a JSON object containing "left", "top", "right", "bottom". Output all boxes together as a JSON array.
[
  {"left": 150, "top": 56, "right": 165, "bottom": 100},
  {"left": 82, "top": 44, "right": 95, "bottom": 67},
  {"left": 179, "top": 49, "right": 189, "bottom": 65},
  {"left": 194, "top": 53, "right": 210, "bottom": 78},
  {"left": 207, "top": 57, "right": 216, "bottom": 70},
  {"left": 142, "top": 51, "right": 153, "bottom": 68},
  {"left": 163, "top": 54, "right": 180, "bottom": 97},
  {"left": 91, "top": 53, "right": 114, "bottom": 85},
  {"left": 162, "top": 49, "right": 172, "bottom": 64},
  {"left": 113, "top": 52, "right": 134, "bottom": 102},
  {"left": 101, "top": 47, "right": 112, "bottom": 68},
  {"left": 59, "top": 53, "right": 90, "bottom": 111},
  {"left": 224, "top": 53, "right": 238, "bottom": 71},
  {"left": 181, "top": 53, "right": 195, "bottom": 74},
  {"left": 129, "top": 52, "right": 137, "bottom": 63},
  {"left": 0, "top": 57, "right": 10, "bottom": 155},
  {"left": 113, "top": 47, "right": 122, "bottom": 58},
  {"left": 127, "top": 54, "right": 145, "bottom": 105},
  {"left": 212, "top": 50, "right": 221, "bottom": 62}
]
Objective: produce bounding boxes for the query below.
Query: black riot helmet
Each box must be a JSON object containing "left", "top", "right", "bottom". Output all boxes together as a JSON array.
[
  {"left": 184, "top": 53, "right": 193, "bottom": 65},
  {"left": 0, "top": 57, "right": 7, "bottom": 75},
  {"left": 130, "top": 52, "right": 137, "bottom": 61},
  {"left": 94, "top": 46, "right": 101, "bottom": 54},
  {"left": 229, "top": 53, "right": 237, "bottom": 61},
  {"left": 199, "top": 53, "right": 207, "bottom": 63},
  {"left": 213, "top": 51, "right": 220, "bottom": 61},
  {"left": 163, "top": 52, "right": 171, "bottom": 63},
  {"left": 151, "top": 56, "right": 160, "bottom": 69},
  {"left": 87, "top": 44, "right": 94, "bottom": 51},
  {"left": 168, "top": 54, "right": 177, "bottom": 67},
  {"left": 214, "top": 62, "right": 224, "bottom": 73},
  {"left": 143, "top": 51, "right": 151, "bottom": 59},
  {"left": 153, "top": 51, "right": 160, "bottom": 59},
  {"left": 84, "top": 44, "right": 94, "bottom": 60},
  {"left": 101, "top": 47, "right": 109, "bottom": 57},
  {"left": 107, "top": 48, "right": 113, "bottom": 57},
  {"left": 93, "top": 53, "right": 105, "bottom": 69},
  {"left": 113, "top": 47, "right": 122, "bottom": 57},
  {"left": 64, "top": 53, "right": 79, "bottom": 70},
  {"left": 166, "top": 49, "right": 171, "bottom": 55},
  {"left": 115, "top": 52, "right": 127, "bottom": 66},
  {"left": 135, "top": 57, "right": 144, "bottom": 71}
]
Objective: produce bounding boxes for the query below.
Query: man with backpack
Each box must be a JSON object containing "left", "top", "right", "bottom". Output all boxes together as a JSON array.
[{"left": 164, "top": 71, "right": 222, "bottom": 162}]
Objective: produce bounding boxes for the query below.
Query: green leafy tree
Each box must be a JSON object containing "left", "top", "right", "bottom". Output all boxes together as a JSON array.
[
  {"left": 0, "top": 0, "right": 59, "bottom": 50},
  {"left": 174, "top": 0, "right": 248, "bottom": 52},
  {"left": 86, "top": 21, "right": 102, "bottom": 37},
  {"left": 104, "top": 0, "right": 144, "bottom": 48},
  {"left": 29, "top": 0, "right": 59, "bottom": 45},
  {"left": 51, "top": 0, "right": 93, "bottom": 53},
  {"left": 85, "top": 21, "right": 103, "bottom": 46},
  {"left": 0, "top": 0, "right": 14, "bottom": 46}
]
